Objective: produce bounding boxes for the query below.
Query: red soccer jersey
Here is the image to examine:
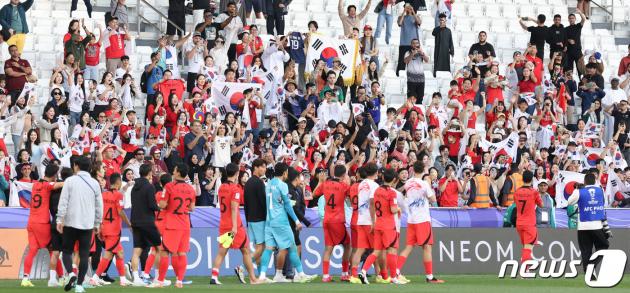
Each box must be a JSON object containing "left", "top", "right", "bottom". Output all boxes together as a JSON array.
[
  {"left": 218, "top": 183, "right": 243, "bottom": 230},
  {"left": 514, "top": 187, "right": 542, "bottom": 226},
  {"left": 102, "top": 156, "right": 123, "bottom": 178},
  {"left": 155, "top": 190, "right": 166, "bottom": 225},
  {"left": 28, "top": 181, "right": 55, "bottom": 224},
  {"left": 349, "top": 182, "right": 360, "bottom": 226},
  {"left": 163, "top": 180, "right": 196, "bottom": 230},
  {"left": 314, "top": 179, "right": 350, "bottom": 224},
  {"left": 119, "top": 123, "right": 141, "bottom": 153},
  {"left": 373, "top": 186, "right": 398, "bottom": 230},
  {"left": 101, "top": 190, "right": 124, "bottom": 236}
]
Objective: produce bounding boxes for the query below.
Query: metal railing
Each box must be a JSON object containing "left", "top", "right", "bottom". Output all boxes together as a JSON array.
[
  {"left": 590, "top": 0, "right": 620, "bottom": 35},
  {"left": 136, "top": 0, "right": 186, "bottom": 64}
]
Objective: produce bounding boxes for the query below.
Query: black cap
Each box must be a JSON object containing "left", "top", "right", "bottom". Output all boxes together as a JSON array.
[{"left": 568, "top": 141, "right": 578, "bottom": 146}]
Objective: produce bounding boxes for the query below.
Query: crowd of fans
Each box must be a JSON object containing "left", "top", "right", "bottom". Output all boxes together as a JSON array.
[{"left": 0, "top": 0, "right": 629, "bottom": 214}]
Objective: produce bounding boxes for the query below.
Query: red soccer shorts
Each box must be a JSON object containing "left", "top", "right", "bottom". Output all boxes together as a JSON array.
[
  {"left": 102, "top": 234, "right": 123, "bottom": 253},
  {"left": 27, "top": 223, "right": 51, "bottom": 249},
  {"left": 354, "top": 225, "right": 374, "bottom": 249},
  {"left": 516, "top": 225, "right": 538, "bottom": 245},
  {"left": 220, "top": 226, "right": 249, "bottom": 249},
  {"left": 374, "top": 229, "right": 399, "bottom": 250},
  {"left": 351, "top": 225, "right": 358, "bottom": 248},
  {"left": 407, "top": 222, "right": 434, "bottom": 246},
  {"left": 323, "top": 222, "right": 350, "bottom": 246},
  {"left": 162, "top": 229, "right": 191, "bottom": 253}
]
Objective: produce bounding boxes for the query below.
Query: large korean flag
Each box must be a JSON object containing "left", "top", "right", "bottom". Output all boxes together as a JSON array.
[
  {"left": 555, "top": 171, "right": 585, "bottom": 208},
  {"left": 306, "top": 35, "right": 359, "bottom": 86},
  {"left": 211, "top": 81, "right": 262, "bottom": 119}
]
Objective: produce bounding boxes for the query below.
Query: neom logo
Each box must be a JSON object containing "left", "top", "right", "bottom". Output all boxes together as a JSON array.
[{"left": 498, "top": 249, "right": 627, "bottom": 288}]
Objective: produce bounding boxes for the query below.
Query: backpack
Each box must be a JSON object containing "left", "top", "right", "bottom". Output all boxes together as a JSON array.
[{"left": 140, "top": 70, "right": 148, "bottom": 93}]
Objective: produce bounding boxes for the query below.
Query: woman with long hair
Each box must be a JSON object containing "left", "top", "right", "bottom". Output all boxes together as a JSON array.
[
  {"left": 24, "top": 129, "right": 42, "bottom": 165},
  {"left": 174, "top": 111, "right": 190, "bottom": 158},
  {"left": 212, "top": 122, "right": 233, "bottom": 168},
  {"left": 68, "top": 73, "right": 87, "bottom": 127},
  {"left": 94, "top": 72, "right": 117, "bottom": 117},
  {"left": 146, "top": 92, "right": 166, "bottom": 125},
  {"left": 46, "top": 88, "right": 70, "bottom": 118},
  {"left": 147, "top": 113, "right": 169, "bottom": 149},
  {"left": 37, "top": 105, "right": 59, "bottom": 144},
  {"left": 9, "top": 94, "right": 33, "bottom": 154},
  {"left": 70, "top": 112, "right": 94, "bottom": 155},
  {"left": 116, "top": 73, "right": 139, "bottom": 111},
  {"left": 165, "top": 93, "right": 182, "bottom": 133}
]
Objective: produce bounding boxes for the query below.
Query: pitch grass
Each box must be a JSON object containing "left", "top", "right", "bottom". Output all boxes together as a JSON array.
[{"left": 1, "top": 275, "right": 629, "bottom": 293}]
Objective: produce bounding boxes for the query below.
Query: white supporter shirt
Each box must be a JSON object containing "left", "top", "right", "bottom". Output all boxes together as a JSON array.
[
  {"left": 403, "top": 178, "right": 434, "bottom": 224},
  {"left": 357, "top": 179, "right": 379, "bottom": 225},
  {"left": 185, "top": 41, "right": 206, "bottom": 74}
]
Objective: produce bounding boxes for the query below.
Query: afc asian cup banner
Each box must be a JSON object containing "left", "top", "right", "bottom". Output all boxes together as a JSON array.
[
  {"left": 211, "top": 81, "right": 262, "bottom": 118},
  {"left": 555, "top": 171, "right": 585, "bottom": 208},
  {"left": 305, "top": 35, "right": 359, "bottom": 86},
  {"left": 8, "top": 181, "right": 34, "bottom": 208}
]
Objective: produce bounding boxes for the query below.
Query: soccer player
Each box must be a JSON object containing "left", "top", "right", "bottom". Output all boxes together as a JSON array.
[
  {"left": 21, "top": 164, "right": 64, "bottom": 287},
  {"left": 143, "top": 174, "right": 172, "bottom": 285},
  {"left": 350, "top": 163, "right": 379, "bottom": 284},
  {"left": 91, "top": 173, "right": 132, "bottom": 286},
  {"left": 313, "top": 164, "right": 351, "bottom": 282},
  {"left": 359, "top": 168, "right": 403, "bottom": 284},
  {"left": 211, "top": 163, "right": 260, "bottom": 285},
  {"left": 258, "top": 163, "right": 316, "bottom": 283},
  {"left": 513, "top": 170, "right": 543, "bottom": 265},
  {"left": 399, "top": 162, "right": 445, "bottom": 284},
  {"left": 152, "top": 163, "right": 196, "bottom": 288}
]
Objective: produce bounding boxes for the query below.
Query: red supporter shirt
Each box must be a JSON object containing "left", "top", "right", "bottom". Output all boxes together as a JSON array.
[
  {"left": 218, "top": 183, "right": 244, "bottom": 230},
  {"left": 158, "top": 79, "right": 186, "bottom": 100},
  {"left": 485, "top": 76, "right": 505, "bottom": 104},
  {"left": 102, "top": 156, "right": 123, "bottom": 178},
  {"left": 101, "top": 190, "right": 124, "bottom": 236},
  {"left": 373, "top": 186, "right": 398, "bottom": 230},
  {"left": 85, "top": 43, "right": 101, "bottom": 66},
  {"left": 438, "top": 177, "right": 459, "bottom": 207},
  {"left": 105, "top": 30, "right": 126, "bottom": 59},
  {"left": 246, "top": 100, "right": 259, "bottom": 129},
  {"left": 514, "top": 186, "right": 542, "bottom": 226},
  {"left": 518, "top": 79, "right": 536, "bottom": 93},
  {"left": 119, "top": 124, "right": 141, "bottom": 153},
  {"left": 444, "top": 131, "right": 463, "bottom": 157},
  {"left": 314, "top": 178, "right": 350, "bottom": 224},
  {"left": 28, "top": 181, "right": 55, "bottom": 225},
  {"left": 349, "top": 182, "right": 360, "bottom": 226},
  {"left": 163, "top": 180, "right": 195, "bottom": 230},
  {"left": 525, "top": 55, "right": 543, "bottom": 86}
]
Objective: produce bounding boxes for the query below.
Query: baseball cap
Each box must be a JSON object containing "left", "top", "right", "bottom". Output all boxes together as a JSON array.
[
  {"left": 298, "top": 117, "right": 307, "bottom": 123},
  {"left": 363, "top": 25, "right": 373, "bottom": 31},
  {"left": 193, "top": 32, "right": 202, "bottom": 37},
  {"left": 538, "top": 179, "right": 548, "bottom": 186}
]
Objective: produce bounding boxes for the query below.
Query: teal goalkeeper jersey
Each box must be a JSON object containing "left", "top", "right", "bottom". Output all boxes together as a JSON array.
[{"left": 265, "top": 177, "right": 299, "bottom": 228}]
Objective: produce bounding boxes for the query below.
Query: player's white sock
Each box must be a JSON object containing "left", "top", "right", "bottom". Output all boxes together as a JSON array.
[
  {"left": 132, "top": 271, "right": 140, "bottom": 281},
  {"left": 426, "top": 274, "right": 433, "bottom": 279},
  {"left": 323, "top": 274, "right": 329, "bottom": 278},
  {"left": 275, "top": 270, "right": 282, "bottom": 277},
  {"left": 92, "top": 273, "right": 99, "bottom": 279},
  {"left": 49, "top": 270, "right": 57, "bottom": 281},
  {"left": 259, "top": 272, "right": 266, "bottom": 279},
  {"left": 142, "top": 272, "right": 151, "bottom": 279},
  {"left": 396, "top": 269, "right": 401, "bottom": 276},
  {"left": 120, "top": 276, "right": 128, "bottom": 283}
]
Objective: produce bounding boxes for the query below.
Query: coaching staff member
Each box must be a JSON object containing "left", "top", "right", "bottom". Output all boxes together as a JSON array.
[
  {"left": 567, "top": 173, "right": 610, "bottom": 276},
  {"left": 56, "top": 156, "right": 103, "bottom": 292},
  {"left": 244, "top": 159, "right": 267, "bottom": 267},
  {"left": 129, "top": 163, "right": 162, "bottom": 286}
]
